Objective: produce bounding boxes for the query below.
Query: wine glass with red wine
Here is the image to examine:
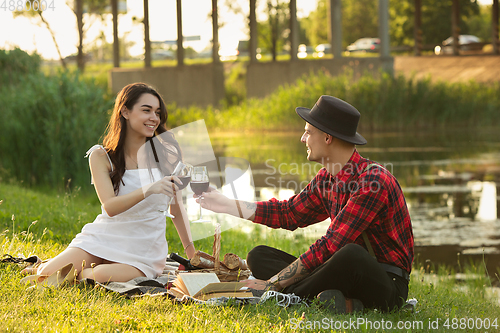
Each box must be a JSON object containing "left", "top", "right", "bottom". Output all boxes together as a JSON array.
[
  {"left": 160, "top": 162, "right": 192, "bottom": 218},
  {"left": 190, "top": 166, "right": 210, "bottom": 223}
]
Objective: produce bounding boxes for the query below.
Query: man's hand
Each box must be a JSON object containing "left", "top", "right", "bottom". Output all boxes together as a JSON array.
[
  {"left": 194, "top": 187, "right": 257, "bottom": 220},
  {"left": 194, "top": 187, "right": 229, "bottom": 214},
  {"left": 241, "top": 278, "right": 276, "bottom": 291}
]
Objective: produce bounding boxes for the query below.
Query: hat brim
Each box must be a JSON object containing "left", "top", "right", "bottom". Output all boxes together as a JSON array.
[{"left": 296, "top": 107, "right": 367, "bottom": 145}]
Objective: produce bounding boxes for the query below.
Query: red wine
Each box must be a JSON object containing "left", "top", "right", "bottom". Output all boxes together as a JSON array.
[
  {"left": 178, "top": 176, "right": 191, "bottom": 190},
  {"left": 190, "top": 181, "right": 209, "bottom": 195}
]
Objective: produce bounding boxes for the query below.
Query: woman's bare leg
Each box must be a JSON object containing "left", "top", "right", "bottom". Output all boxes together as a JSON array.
[
  {"left": 30, "top": 247, "right": 145, "bottom": 283},
  {"left": 80, "top": 263, "right": 146, "bottom": 283},
  {"left": 37, "top": 247, "right": 104, "bottom": 277}
]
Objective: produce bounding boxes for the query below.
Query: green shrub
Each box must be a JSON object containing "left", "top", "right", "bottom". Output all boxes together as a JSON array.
[
  {"left": 0, "top": 70, "right": 113, "bottom": 189},
  {"left": 0, "top": 48, "right": 41, "bottom": 85}
]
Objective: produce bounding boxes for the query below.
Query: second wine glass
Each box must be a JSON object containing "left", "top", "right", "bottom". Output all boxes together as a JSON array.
[
  {"left": 161, "top": 162, "right": 192, "bottom": 219},
  {"left": 190, "top": 166, "right": 211, "bottom": 223}
]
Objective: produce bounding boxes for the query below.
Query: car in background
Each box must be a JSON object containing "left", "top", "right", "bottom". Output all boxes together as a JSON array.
[
  {"left": 345, "top": 38, "right": 380, "bottom": 54},
  {"left": 236, "top": 40, "right": 249, "bottom": 57},
  {"left": 315, "top": 43, "right": 331, "bottom": 58},
  {"left": 151, "top": 50, "right": 175, "bottom": 60},
  {"left": 434, "top": 35, "right": 482, "bottom": 55},
  {"left": 298, "top": 44, "right": 314, "bottom": 58}
]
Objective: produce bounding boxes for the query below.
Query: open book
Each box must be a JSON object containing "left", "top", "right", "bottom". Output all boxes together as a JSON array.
[{"left": 168, "top": 272, "right": 253, "bottom": 301}]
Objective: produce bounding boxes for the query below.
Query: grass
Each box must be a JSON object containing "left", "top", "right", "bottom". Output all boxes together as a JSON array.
[{"left": 1, "top": 182, "right": 500, "bottom": 332}]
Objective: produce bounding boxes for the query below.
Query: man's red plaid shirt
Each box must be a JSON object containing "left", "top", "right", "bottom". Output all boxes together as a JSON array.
[{"left": 253, "top": 149, "right": 414, "bottom": 273}]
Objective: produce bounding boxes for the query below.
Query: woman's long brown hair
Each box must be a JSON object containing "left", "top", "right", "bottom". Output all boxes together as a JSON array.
[{"left": 102, "top": 82, "right": 181, "bottom": 194}]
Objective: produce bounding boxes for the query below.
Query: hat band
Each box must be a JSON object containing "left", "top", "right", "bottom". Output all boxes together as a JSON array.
[{"left": 310, "top": 103, "right": 357, "bottom": 137}]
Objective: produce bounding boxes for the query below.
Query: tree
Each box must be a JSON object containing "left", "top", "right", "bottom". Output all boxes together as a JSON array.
[
  {"left": 300, "top": 0, "right": 328, "bottom": 47},
  {"left": 87, "top": 32, "right": 135, "bottom": 62},
  {"left": 258, "top": 0, "right": 290, "bottom": 61},
  {"left": 303, "top": 0, "right": 482, "bottom": 49},
  {"left": 13, "top": 1, "right": 67, "bottom": 68},
  {"left": 68, "top": 0, "right": 109, "bottom": 72},
  {"left": 342, "top": 0, "right": 379, "bottom": 47},
  {"left": 301, "top": 0, "right": 378, "bottom": 49},
  {"left": 389, "top": 0, "right": 481, "bottom": 47},
  {"left": 419, "top": 0, "right": 479, "bottom": 46},
  {"left": 465, "top": 3, "right": 492, "bottom": 42}
]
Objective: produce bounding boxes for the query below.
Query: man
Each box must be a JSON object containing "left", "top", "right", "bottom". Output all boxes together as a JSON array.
[{"left": 199, "top": 95, "right": 413, "bottom": 313}]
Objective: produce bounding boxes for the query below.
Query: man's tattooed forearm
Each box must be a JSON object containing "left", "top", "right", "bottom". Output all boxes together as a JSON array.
[
  {"left": 243, "top": 201, "right": 256, "bottom": 210},
  {"left": 280, "top": 260, "right": 299, "bottom": 280},
  {"left": 278, "top": 259, "right": 310, "bottom": 285}
]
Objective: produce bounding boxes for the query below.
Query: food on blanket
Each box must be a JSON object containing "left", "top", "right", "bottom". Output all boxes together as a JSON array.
[
  {"left": 175, "top": 224, "right": 251, "bottom": 282},
  {"left": 187, "top": 251, "right": 251, "bottom": 281},
  {"left": 194, "top": 267, "right": 251, "bottom": 282},
  {"left": 190, "top": 251, "right": 228, "bottom": 269},
  {"left": 223, "top": 253, "right": 248, "bottom": 270}
]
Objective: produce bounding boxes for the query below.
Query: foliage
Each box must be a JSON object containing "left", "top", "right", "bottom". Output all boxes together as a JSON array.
[
  {"left": 465, "top": 3, "right": 494, "bottom": 42},
  {"left": 302, "top": 0, "right": 485, "bottom": 49},
  {"left": 0, "top": 48, "right": 41, "bottom": 84},
  {"left": 257, "top": 0, "right": 290, "bottom": 60},
  {"left": 0, "top": 67, "right": 112, "bottom": 189},
  {"left": 13, "top": 1, "right": 67, "bottom": 68},
  {"left": 86, "top": 32, "right": 136, "bottom": 62},
  {"left": 342, "top": 0, "right": 380, "bottom": 47},
  {"left": 390, "top": 0, "right": 481, "bottom": 47},
  {"left": 223, "top": 61, "right": 247, "bottom": 106}
]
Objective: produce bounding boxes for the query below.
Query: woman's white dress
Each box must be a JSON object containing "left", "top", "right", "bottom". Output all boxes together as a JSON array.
[{"left": 68, "top": 145, "right": 169, "bottom": 278}]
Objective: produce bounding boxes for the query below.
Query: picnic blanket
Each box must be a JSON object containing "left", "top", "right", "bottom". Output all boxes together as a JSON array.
[{"left": 5, "top": 254, "right": 416, "bottom": 310}]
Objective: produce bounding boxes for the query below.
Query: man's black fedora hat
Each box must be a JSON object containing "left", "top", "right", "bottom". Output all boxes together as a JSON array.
[{"left": 295, "top": 95, "right": 367, "bottom": 145}]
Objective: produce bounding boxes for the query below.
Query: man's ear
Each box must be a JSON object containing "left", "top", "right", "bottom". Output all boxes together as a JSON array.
[{"left": 325, "top": 134, "right": 333, "bottom": 144}]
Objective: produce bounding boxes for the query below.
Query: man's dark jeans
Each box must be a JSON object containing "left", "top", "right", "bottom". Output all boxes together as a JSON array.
[{"left": 247, "top": 243, "right": 409, "bottom": 311}]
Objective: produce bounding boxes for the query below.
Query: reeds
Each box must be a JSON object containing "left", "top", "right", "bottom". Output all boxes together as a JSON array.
[{"left": 168, "top": 69, "right": 500, "bottom": 132}]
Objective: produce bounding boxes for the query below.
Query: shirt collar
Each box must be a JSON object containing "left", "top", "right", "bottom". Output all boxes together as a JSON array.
[{"left": 330, "top": 149, "right": 363, "bottom": 187}]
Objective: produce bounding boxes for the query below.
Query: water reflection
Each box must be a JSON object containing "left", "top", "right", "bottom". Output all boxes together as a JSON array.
[{"left": 207, "top": 128, "right": 500, "bottom": 274}]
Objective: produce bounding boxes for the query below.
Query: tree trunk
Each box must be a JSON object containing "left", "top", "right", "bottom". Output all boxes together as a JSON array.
[
  {"left": 38, "top": 12, "right": 66, "bottom": 69},
  {"left": 76, "top": 0, "right": 85, "bottom": 72}
]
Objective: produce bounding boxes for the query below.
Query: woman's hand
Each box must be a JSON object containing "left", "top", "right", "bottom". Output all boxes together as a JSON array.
[
  {"left": 194, "top": 187, "right": 230, "bottom": 214},
  {"left": 144, "top": 176, "right": 182, "bottom": 198}
]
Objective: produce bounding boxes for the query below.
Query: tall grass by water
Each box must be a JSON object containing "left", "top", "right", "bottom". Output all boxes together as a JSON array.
[
  {"left": 1, "top": 182, "right": 499, "bottom": 332},
  {"left": 168, "top": 68, "right": 500, "bottom": 132}
]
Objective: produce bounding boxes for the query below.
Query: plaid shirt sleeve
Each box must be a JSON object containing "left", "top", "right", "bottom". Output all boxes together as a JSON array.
[
  {"left": 253, "top": 169, "right": 331, "bottom": 231},
  {"left": 299, "top": 174, "right": 390, "bottom": 271}
]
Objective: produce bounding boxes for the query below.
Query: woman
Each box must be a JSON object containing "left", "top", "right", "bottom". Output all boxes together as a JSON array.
[{"left": 26, "top": 82, "right": 195, "bottom": 283}]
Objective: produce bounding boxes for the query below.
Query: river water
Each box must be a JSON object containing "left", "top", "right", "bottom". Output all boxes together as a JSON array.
[{"left": 191, "top": 127, "right": 500, "bottom": 275}]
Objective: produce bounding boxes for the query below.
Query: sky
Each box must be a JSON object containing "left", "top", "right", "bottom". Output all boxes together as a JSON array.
[{"left": 0, "top": 0, "right": 319, "bottom": 60}]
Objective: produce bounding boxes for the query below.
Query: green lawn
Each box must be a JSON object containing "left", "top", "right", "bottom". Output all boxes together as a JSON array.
[{"left": 1, "top": 182, "right": 499, "bottom": 332}]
